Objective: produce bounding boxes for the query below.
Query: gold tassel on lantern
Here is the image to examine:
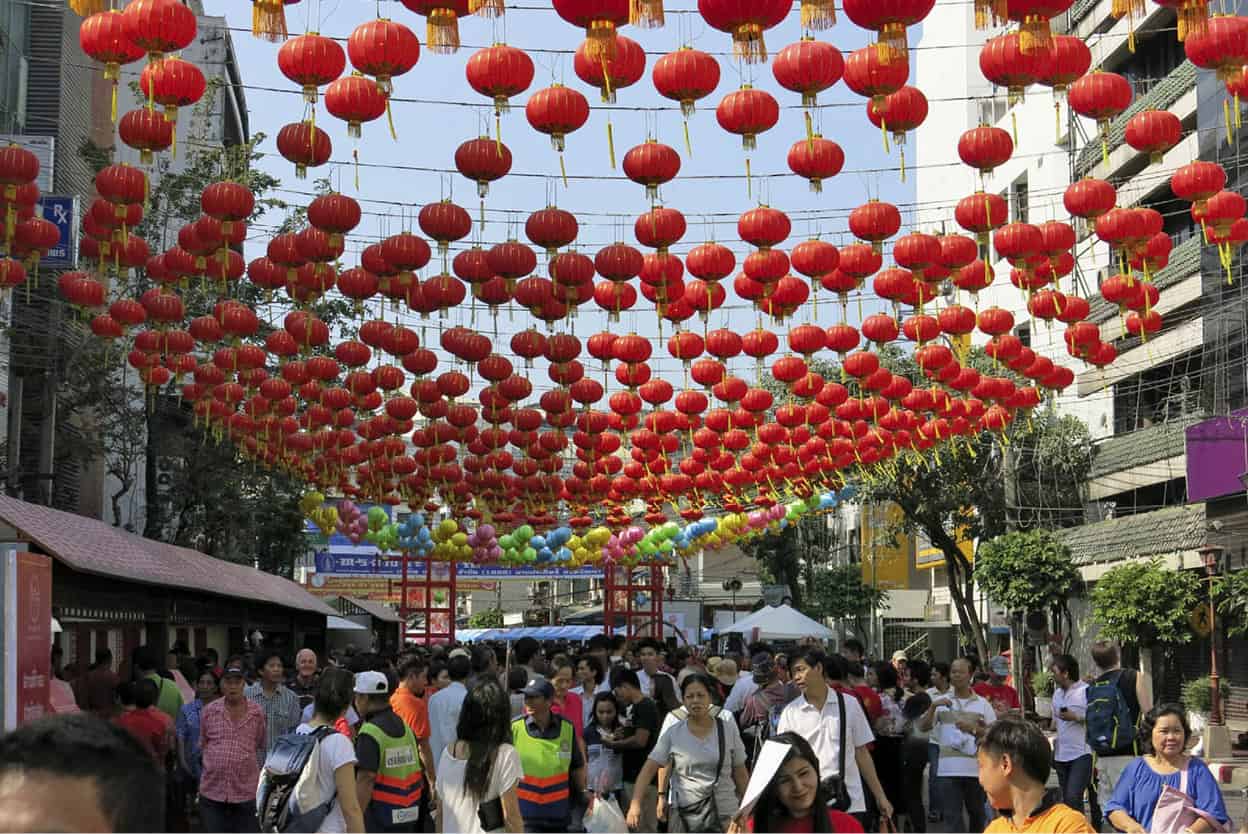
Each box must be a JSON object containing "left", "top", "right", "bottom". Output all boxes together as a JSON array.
[
  {"left": 974, "top": 0, "right": 1008, "bottom": 29},
  {"left": 629, "top": 0, "right": 664, "bottom": 28},
  {"left": 1176, "top": 0, "right": 1209, "bottom": 41},
  {"left": 1018, "top": 15, "right": 1052, "bottom": 54},
  {"left": 801, "top": 0, "right": 836, "bottom": 30},
  {"left": 1110, "top": 0, "right": 1143, "bottom": 19},
  {"left": 251, "top": 0, "right": 288, "bottom": 42},
  {"left": 426, "top": 8, "right": 461, "bottom": 55},
  {"left": 468, "top": 0, "right": 504, "bottom": 18},
  {"left": 876, "top": 23, "right": 908, "bottom": 66},
  {"left": 585, "top": 19, "right": 618, "bottom": 62},
  {"left": 68, "top": 0, "right": 107, "bottom": 15},
  {"left": 731, "top": 22, "right": 767, "bottom": 64}
]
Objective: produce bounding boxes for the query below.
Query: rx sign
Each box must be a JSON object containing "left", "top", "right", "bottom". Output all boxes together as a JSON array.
[{"left": 36, "top": 196, "right": 77, "bottom": 269}]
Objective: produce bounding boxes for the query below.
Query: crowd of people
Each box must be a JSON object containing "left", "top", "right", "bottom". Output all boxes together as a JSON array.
[{"left": 3, "top": 634, "right": 1241, "bottom": 834}]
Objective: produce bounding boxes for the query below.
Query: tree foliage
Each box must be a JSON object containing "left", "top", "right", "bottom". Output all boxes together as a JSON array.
[
  {"left": 1090, "top": 558, "right": 1201, "bottom": 646},
  {"left": 803, "top": 563, "right": 889, "bottom": 625},
  {"left": 468, "top": 608, "right": 505, "bottom": 629},
  {"left": 974, "top": 529, "right": 1080, "bottom": 614},
  {"left": 1217, "top": 569, "right": 1248, "bottom": 638}
]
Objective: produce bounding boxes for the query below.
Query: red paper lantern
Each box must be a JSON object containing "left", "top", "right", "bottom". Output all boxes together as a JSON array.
[
  {"left": 842, "top": 0, "right": 937, "bottom": 66},
  {"left": 201, "top": 181, "right": 254, "bottom": 238},
  {"left": 573, "top": 33, "right": 645, "bottom": 103},
  {"left": 455, "top": 136, "right": 512, "bottom": 198},
  {"left": 958, "top": 125, "right": 1013, "bottom": 174},
  {"left": 1171, "top": 160, "right": 1227, "bottom": 205},
  {"left": 1064, "top": 177, "right": 1117, "bottom": 219},
  {"left": 697, "top": 0, "right": 790, "bottom": 63},
  {"left": 783, "top": 136, "right": 843, "bottom": 192},
  {"left": 1184, "top": 14, "right": 1248, "bottom": 80},
  {"left": 1068, "top": 71, "right": 1133, "bottom": 151},
  {"left": 309, "top": 192, "right": 363, "bottom": 248},
  {"left": 526, "top": 207, "right": 579, "bottom": 258},
  {"left": 979, "top": 31, "right": 1052, "bottom": 103},
  {"left": 1124, "top": 109, "right": 1182, "bottom": 163},
  {"left": 139, "top": 57, "right": 206, "bottom": 125},
  {"left": 738, "top": 206, "right": 791, "bottom": 250},
  {"left": 1039, "top": 34, "right": 1092, "bottom": 102},
  {"left": 488, "top": 240, "right": 537, "bottom": 283},
  {"left": 848, "top": 200, "right": 901, "bottom": 251},
  {"left": 634, "top": 207, "right": 686, "bottom": 253},
  {"left": 399, "top": 0, "right": 472, "bottom": 54},
  {"left": 466, "top": 43, "right": 536, "bottom": 114},
  {"left": 772, "top": 38, "right": 844, "bottom": 108},
  {"left": 716, "top": 85, "right": 779, "bottom": 150},
  {"left": 842, "top": 45, "right": 909, "bottom": 108},
  {"left": 417, "top": 200, "right": 471, "bottom": 256},
  {"left": 686, "top": 242, "right": 736, "bottom": 282},
  {"left": 118, "top": 107, "right": 174, "bottom": 164},
  {"left": 276, "top": 121, "right": 331, "bottom": 179},
  {"left": 622, "top": 140, "right": 681, "bottom": 201},
  {"left": 278, "top": 32, "right": 346, "bottom": 103},
  {"left": 866, "top": 85, "right": 928, "bottom": 147},
  {"left": 80, "top": 10, "right": 145, "bottom": 119},
  {"left": 347, "top": 18, "right": 420, "bottom": 94},
  {"left": 122, "top": 0, "right": 196, "bottom": 60},
  {"left": 525, "top": 84, "right": 591, "bottom": 153},
  {"left": 553, "top": 0, "right": 629, "bottom": 61},
  {"left": 652, "top": 48, "right": 720, "bottom": 117},
  {"left": 325, "top": 72, "right": 388, "bottom": 138}
]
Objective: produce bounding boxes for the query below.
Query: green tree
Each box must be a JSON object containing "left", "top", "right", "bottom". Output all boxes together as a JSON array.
[
  {"left": 803, "top": 563, "right": 889, "bottom": 634},
  {"left": 1090, "top": 558, "right": 1201, "bottom": 676},
  {"left": 468, "top": 608, "right": 505, "bottom": 629},
  {"left": 1217, "top": 569, "right": 1248, "bottom": 637}
]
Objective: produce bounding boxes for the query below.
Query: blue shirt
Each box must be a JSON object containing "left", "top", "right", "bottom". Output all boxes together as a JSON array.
[
  {"left": 1103, "top": 756, "right": 1228, "bottom": 831},
  {"left": 176, "top": 699, "right": 208, "bottom": 780}
]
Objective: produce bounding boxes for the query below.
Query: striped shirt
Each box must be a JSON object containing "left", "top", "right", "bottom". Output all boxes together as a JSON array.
[{"left": 245, "top": 682, "right": 301, "bottom": 763}]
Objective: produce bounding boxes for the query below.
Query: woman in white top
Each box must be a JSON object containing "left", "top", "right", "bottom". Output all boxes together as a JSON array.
[
  {"left": 295, "top": 668, "right": 364, "bottom": 833},
  {"left": 436, "top": 679, "right": 523, "bottom": 834}
]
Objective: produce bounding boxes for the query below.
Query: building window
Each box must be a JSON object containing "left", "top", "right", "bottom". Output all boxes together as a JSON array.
[
  {"left": 1011, "top": 175, "right": 1029, "bottom": 223},
  {"left": 1016, "top": 322, "right": 1031, "bottom": 348},
  {"left": 977, "top": 95, "right": 1009, "bottom": 127}
]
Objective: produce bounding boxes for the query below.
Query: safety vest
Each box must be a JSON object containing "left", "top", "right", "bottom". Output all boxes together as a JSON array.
[
  {"left": 511, "top": 715, "right": 573, "bottom": 823},
  {"left": 359, "top": 720, "right": 423, "bottom": 830}
]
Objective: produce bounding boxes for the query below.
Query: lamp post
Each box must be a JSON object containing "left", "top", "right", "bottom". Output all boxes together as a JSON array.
[{"left": 1198, "top": 545, "right": 1224, "bottom": 726}]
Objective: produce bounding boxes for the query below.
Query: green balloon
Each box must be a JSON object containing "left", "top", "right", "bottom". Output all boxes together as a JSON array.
[
  {"left": 499, "top": 534, "right": 513, "bottom": 549},
  {"left": 516, "top": 524, "right": 534, "bottom": 540},
  {"left": 523, "top": 547, "right": 537, "bottom": 561},
  {"left": 367, "top": 506, "right": 388, "bottom": 530}
]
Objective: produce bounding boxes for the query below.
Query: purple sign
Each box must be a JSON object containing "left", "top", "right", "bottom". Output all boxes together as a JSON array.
[{"left": 1186, "top": 411, "right": 1248, "bottom": 502}]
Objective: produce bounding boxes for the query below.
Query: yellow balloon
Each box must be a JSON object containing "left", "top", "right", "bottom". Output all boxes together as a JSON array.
[{"left": 452, "top": 531, "right": 468, "bottom": 547}]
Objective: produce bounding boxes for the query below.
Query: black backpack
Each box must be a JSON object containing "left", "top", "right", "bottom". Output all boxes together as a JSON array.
[
  {"left": 1086, "top": 670, "right": 1138, "bottom": 756},
  {"left": 256, "top": 726, "right": 335, "bottom": 833}
]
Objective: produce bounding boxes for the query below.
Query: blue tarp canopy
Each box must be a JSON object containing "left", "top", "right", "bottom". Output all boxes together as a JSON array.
[{"left": 456, "top": 625, "right": 605, "bottom": 642}]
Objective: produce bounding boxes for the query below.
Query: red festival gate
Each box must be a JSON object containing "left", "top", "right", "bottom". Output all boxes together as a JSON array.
[
  {"left": 603, "top": 560, "right": 665, "bottom": 639},
  {"left": 398, "top": 553, "right": 456, "bottom": 645}
]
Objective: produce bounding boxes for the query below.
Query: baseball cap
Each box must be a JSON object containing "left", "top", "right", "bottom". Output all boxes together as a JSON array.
[
  {"left": 448, "top": 648, "right": 471, "bottom": 659},
  {"left": 222, "top": 665, "right": 245, "bottom": 679},
  {"left": 989, "top": 656, "right": 1010, "bottom": 677},
  {"left": 891, "top": 650, "right": 908, "bottom": 663},
  {"left": 523, "top": 678, "right": 555, "bottom": 699},
  {"left": 354, "top": 670, "right": 390, "bottom": 695}
]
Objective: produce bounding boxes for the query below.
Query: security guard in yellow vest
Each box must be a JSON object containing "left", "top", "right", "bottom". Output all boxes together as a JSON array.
[
  {"left": 512, "top": 678, "right": 586, "bottom": 834},
  {"left": 353, "top": 671, "right": 424, "bottom": 833}
]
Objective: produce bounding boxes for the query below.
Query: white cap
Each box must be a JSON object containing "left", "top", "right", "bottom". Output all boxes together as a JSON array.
[{"left": 354, "top": 670, "right": 390, "bottom": 695}]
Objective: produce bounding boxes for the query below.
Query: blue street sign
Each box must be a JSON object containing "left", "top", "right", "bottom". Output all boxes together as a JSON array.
[{"left": 37, "top": 196, "right": 77, "bottom": 268}]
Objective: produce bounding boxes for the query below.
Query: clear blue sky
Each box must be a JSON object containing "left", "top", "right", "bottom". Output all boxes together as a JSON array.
[{"left": 201, "top": 0, "right": 918, "bottom": 390}]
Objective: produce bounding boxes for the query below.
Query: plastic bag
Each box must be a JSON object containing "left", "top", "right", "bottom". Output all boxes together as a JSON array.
[{"left": 585, "top": 795, "right": 629, "bottom": 834}]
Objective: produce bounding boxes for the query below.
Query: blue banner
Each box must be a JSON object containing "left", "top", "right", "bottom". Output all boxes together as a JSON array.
[
  {"left": 36, "top": 196, "right": 76, "bottom": 268},
  {"left": 313, "top": 550, "right": 603, "bottom": 580}
]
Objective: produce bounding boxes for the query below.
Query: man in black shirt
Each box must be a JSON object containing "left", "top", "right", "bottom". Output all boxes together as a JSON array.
[{"left": 606, "top": 668, "right": 659, "bottom": 832}]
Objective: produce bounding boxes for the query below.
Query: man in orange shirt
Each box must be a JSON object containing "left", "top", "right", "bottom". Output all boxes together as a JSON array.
[
  {"left": 390, "top": 655, "right": 436, "bottom": 787},
  {"left": 978, "top": 717, "right": 1094, "bottom": 833}
]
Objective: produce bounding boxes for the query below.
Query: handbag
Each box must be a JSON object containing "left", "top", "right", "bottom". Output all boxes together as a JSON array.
[
  {"left": 820, "top": 691, "right": 853, "bottom": 813},
  {"left": 1150, "top": 763, "right": 1226, "bottom": 833},
  {"left": 674, "top": 719, "right": 726, "bottom": 833}
]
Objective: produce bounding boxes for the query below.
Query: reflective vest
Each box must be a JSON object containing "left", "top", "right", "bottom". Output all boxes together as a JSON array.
[
  {"left": 511, "top": 715, "right": 573, "bottom": 823},
  {"left": 359, "top": 720, "right": 423, "bottom": 830}
]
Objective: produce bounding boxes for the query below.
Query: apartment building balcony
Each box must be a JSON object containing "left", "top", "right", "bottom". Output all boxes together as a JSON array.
[
  {"left": 1074, "top": 61, "right": 1198, "bottom": 182},
  {"left": 1085, "top": 415, "right": 1205, "bottom": 499},
  {"left": 1077, "top": 316, "right": 1202, "bottom": 396}
]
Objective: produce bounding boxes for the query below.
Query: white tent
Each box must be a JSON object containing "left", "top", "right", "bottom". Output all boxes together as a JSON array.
[{"left": 719, "top": 604, "right": 834, "bottom": 640}]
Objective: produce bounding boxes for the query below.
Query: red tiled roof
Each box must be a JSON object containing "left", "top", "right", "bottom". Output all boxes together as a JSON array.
[{"left": 0, "top": 495, "right": 335, "bottom": 616}]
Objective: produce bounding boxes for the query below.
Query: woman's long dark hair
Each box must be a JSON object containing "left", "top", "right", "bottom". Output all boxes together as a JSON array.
[
  {"left": 588, "top": 691, "right": 620, "bottom": 731},
  {"left": 873, "top": 661, "right": 904, "bottom": 702},
  {"left": 752, "top": 732, "right": 836, "bottom": 833},
  {"left": 456, "top": 679, "right": 512, "bottom": 801}
]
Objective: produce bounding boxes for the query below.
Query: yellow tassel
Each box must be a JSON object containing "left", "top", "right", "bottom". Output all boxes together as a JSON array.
[
  {"left": 881, "top": 117, "right": 890, "bottom": 152},
  {"left": 746, "top": 157, "right": 752, "bottom": 200},
  {"left": 559, "top": 154, "right": 568, "bottom": 188},
  {"left": 683, "top": 120, "right": 692, "bottom": 157},
  {"left": 607, "top": 119, "right": 616, "bottom": 169},
  {"left": 387, "top": 98, "right": 397, "bottom": 141},
  {"left": 900, "top": 147, "right": 906, "bottom": 183},
  {"left": 806, "top": 110, "right": 815, "bottom": 144},
  {"left": 1225, "top": 98, "right": 1234, "bottom": 144},
  {"left": 1011, "top": 110, "right": 1018, "bottom": 145},
  {"left": 1101, "top": 130, "right": 1109, "bottom": 166},
  {"left": 353, "top": 149, "right": 360, "bottom": 190},
  {"left": 111, "top": 83, "right": 118, "bottom": 124},
  {"left": 1054, "top": 100, "right": 1061, "bottom": 143}
]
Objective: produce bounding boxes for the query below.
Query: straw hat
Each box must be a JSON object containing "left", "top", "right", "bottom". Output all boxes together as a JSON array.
[{"left": 715, "top": 659, "right": 739, "bottom": 687}]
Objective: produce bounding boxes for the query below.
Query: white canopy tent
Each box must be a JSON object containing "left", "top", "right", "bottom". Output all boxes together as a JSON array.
[{"left": 719, "top": 604, "right": 834, "bottom": 640}]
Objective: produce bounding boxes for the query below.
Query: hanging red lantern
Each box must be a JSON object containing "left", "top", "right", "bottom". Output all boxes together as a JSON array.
[
  {"left": 622, "top": 140, "right": 681, "bottom": 201},
  {"left": 894, "top": 233, "right": 942, "bottom": 281},
  {"left": 686, "top": 242, "right": 736, "bottom": 283},
  {"left": 526, "top": 206, "right": 579, "bottom": 258},
  {"left": 1038, "top": 35, "right": 1091, "bottom": 104},
  {"left": 278, "top": 32, "right": 346, "bottom": 103},
  {"left": 716, "top": 85, "right": 779, "bottom": 150},
  {"left": 347, "top": 18, "right": 420, "bottom": 94},
  {"left": 455, "top": 136, "right": 512, "bottom": 198},
  {"left": 772, "top": 38, "right": 844, "bottom": 110},
  {"left": 634, "top": 207, "right": 686, "bottom": 254},
  {"left": 1184, "top": 14, "right": 1248, "bottom": 81},
  {"left": 842, "top": 0, "right": 936, "bottom": 66},
  {"left": 1063, "top": 177, "right": 1117, "bottom": 219},
  {"left": 594, "top": 280, "right": 637, "bottom": 320},
  {"left": 1171, "top": 160, "right": 1226, "bottom": 206},
  {"left": 848, "top": 200, "right": 901, "bottom": 252},
  {"left": 467, "top": 43, "right": 536, "bottom": 115},
  {"left": 417, "top": 200, "right": 471, "bottom": 257},
  {"left": 325, "top": 72, "right": 388, "bottom": 138},
  {"left": 118, "top": 107, "right": 174, "bottom": 164},
  {"left": 786, "top": 136, "right": 844, "bottom": 193},
  {"left": 958, "top": 125, "right": 1014, "bottom": 175},
  {"left": 80, "top": 10, "right": 145, "bottom": 119},
  {"left": 594, "top": 242, "right": 644, "bottom": 283},
  {"left": 738, "top": 206, "right": 791, "bottom": 250},
  {"left": 979, "top": 32, "right": 1052, "bottom": 104},
  {"left": 652, "top": 48, "right": 720, "bottom": 118},
  {"left": 0, "top": 145, "right": 38, "bottom": 209},
  {"left": 122, "top": 0, "right": 196, "bottom": 61},
  {"left": 139, "top": 57, "right": 206, "bottom": 134},
  {"left": 791, "top": 239, "right": 839, "bottom": 283},
  {"left": 399, "top": 0, "right": 472, "bottom": 54},
  {"left": 553, "top": 0, "right": 630, "bottom": 62},
  {"left": 276, "top": 121, "right": 332, "bottom": 179},
  {"left": 866, "top": 85, "right": 928, "bottom": 148},
  {"left": 697, "top": 0, "right": 790, "bottom": 63},
  {"left": 488, "top": 240, "right": 537, "bottom": 285},
  {"left": 573, "top": 33, "right": 645, "bottom": 103},
  {"left": 842, "top": 45, "right": 909, "bottom": 109},
  {"left": 1069, "top": 71, "right": 1133, "bottom": 160},
  {"left": 1124, "top": 110, "right": 1182, "bottom": 163},
  {"left": 525, "top": 85, "right": 591, "bottom": 185}
]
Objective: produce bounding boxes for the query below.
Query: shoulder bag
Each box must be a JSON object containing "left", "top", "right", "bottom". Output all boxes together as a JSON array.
[
  {"left": 819, "top": 691, "right": 853, "bottom": 812},
  {"left": 1151, "top": 762, "right": 1227, "bottom": 834},
  {"left": 674, "top": 718, "right": 726, "bottom": 833}
]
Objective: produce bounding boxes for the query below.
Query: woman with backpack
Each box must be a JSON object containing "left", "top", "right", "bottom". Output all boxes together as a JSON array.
[
  {"left": 625, "top": 673, "right": 749, "bottom": 833},
  {"left": 291, "top": 668, "right": 364, "bottom": 833},
  {"left": 435, "top": 679, "right": 524, "bottom": 833}
]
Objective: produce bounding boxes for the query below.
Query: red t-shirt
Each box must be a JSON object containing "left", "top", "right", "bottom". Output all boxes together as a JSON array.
[
  {"left": 748, "top": 807, "right": 865, "bottom": 833},
  {"left": 116, "top": 707, "right": 172, "bottom": 769},
  {"left": 851, "top": 684, "right": 884, "bottom": 723},
  {"left": 973, "top": 682, "right": 1021, "bottom": 713}
]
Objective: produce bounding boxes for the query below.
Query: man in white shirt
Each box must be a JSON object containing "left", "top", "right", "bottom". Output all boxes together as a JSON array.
[
  {"left": 634, "top": 639, "right": 680, "bottom": 718},
  {"left": 776, "top": 648, "right": 893, "bottom": 828},
  {"left": 919, "top": 657, "right": 996, "bottom": 832},
  {"left": 427, "top": 652, "right": 470, "bottom": 768},
  {"left": 1051, "top": 653, "right": 1097, "bottom": 823}
]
